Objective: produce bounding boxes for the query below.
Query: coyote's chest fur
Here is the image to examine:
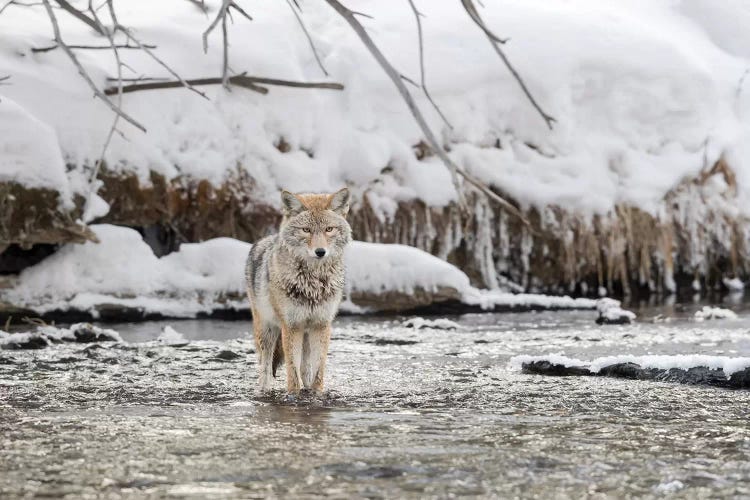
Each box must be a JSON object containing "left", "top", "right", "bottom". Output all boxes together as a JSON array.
[{"left": 275, "top": 255, "right": 345, "bottom": 305}]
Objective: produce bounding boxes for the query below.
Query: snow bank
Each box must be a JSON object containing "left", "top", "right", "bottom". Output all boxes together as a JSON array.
[
  {"left": 5, "top": 224, "right": 598, "bottom": 318},
  {"left": 6, "top": 224, "right": 251, "bottom": 317},
  {"left": 509, "top": 354, "right": 750, "bottom": 378},
  {"left": 0, "top": 96, "right": 72, "bottom": 206},
  {"left": 694, "top": 306, "right": 739, "bottom": 321},
  {"left": 2, "top": 0, "right": 750, "bottom": 217},
  {"left": 346, "top": 241, "right": 471, "bottom": 296}
]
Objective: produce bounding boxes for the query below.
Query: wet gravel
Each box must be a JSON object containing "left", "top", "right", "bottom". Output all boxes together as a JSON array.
[{"left": 1, "top": 302, "right": 750, "bottom": 498}]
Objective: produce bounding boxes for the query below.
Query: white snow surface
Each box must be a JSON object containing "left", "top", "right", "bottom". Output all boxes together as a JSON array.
[
  {"left": 694, "top": 306, "right": 739, "bottom": 321},
  {"left": 5, "top": 224, "right": 595, "bottom": 317},
  {"left": 2, "top": 0, "right": 750, "bottom": 215},
  {"left": 509, "top": 354, "right": 750, "bottom": 377}
]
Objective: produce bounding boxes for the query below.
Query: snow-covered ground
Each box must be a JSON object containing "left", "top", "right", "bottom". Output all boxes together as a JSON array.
[
  {"left": 2, "top": 0, "right": 750, "bottom": 216},
  {"left": 2, "top": 224, "right": 596, "bottom": 318}
]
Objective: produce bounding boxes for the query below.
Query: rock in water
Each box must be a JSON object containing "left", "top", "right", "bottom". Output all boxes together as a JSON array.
[
  {"left": 215, "top": 349, "right": 242, "bottom": 361},
  {"left": 71, "top": 323, "right": 121, "bottom": 343},
  {"left": 595, "top": 298, "right": 636, "bottom": 325}
]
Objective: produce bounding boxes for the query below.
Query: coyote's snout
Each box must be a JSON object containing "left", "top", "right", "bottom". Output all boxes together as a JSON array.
[{"left": 245, "top": 188, "right": 352, "bottom": 393}]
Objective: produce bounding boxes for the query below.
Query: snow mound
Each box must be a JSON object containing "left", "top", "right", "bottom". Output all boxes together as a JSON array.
[
  {"left": 723, "top": 278, "right": 745, "bottom": 292},
  {"left": 694, "top": 306, "right": 738, "bottom": 321},
  {"left": 595, "top": 298, "right": 636, "bottom": 325},
  {"left": 346, "top": 241, "right": 471, "bottom": 297},
  {"left": 402, "top": 317, "right": 462, "bottom": 330},
  {"left": 157, "top": 325, "right": 188, "bottom": 346},
  {"left": 509, "top": 354, "right": 750, "bottom": 377},
  {"left": 0, "top": 323, "right": 121, "bottom": 350}
]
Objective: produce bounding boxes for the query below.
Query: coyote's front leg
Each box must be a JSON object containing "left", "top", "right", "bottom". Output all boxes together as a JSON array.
[
  {"left": 309, "top": 324, "right": 331, "bottom": 393},
  {"left": 281, "top": 322, "right": 304, "bottom": 393}
]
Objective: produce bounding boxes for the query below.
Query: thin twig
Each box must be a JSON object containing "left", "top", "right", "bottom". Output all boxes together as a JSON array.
[
  {"left": 184, "top": 0, "right": 207, "bottom": 14},
  {"left": 0, "top": 75, "right": 10, "bottom": 83},
  {"left": 41, "top": 0, "right": 146, "bottom": 132},
  {"left": 228, "top": 2, "right": 251, "bottom": 21},
  {"left": 221, "top": 12, "right": 229, "bottom": 88},
  {"left": 325, "top": 0, "right": 530, "bottom": 224},
  {"left": 31, "top": 42, "right": 156, "bottom": 53},
  {"left": 460, "top": 0, "right": 554, "bottom": 129},
  {"left": 107, "top": 3, "right": 208, "bottom": 100},
  {"left": 54, "top": 0, "right": 104, "bottom": 34},
  {"left": 286, "top": 0, "right": 328, "bottom": 76},
  {"left": 84, "top": 0, "right": 122, "bottom": 218},
  {"left": 103, "top": 74, "right": 344, "bottom": 95},
  {"left": 203, "top": 0, "right": 231, "bottom": 52},
  {"left": 407, "top": 0, "right": 452, "bottom": 129}
]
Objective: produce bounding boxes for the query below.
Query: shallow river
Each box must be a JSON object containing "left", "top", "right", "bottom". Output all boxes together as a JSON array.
[{"left": 2, "top": 301, "right": 750, "bottom": 498}]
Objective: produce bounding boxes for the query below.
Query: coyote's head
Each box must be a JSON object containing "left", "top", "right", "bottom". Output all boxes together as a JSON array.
[{"left": 279, "top": 188, "right": 352, "bottom": 261}]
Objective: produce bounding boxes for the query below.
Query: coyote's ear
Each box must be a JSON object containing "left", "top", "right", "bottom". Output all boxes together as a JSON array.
[
  {"left": 281, "top": 190, "right": 305, "bottom": 216},
  {"left": 329, "top": 187, "right": 351, "bottom": 216}
]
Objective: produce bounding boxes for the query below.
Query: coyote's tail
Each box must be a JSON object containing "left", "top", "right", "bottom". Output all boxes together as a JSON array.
[{"left": 272, "top": 336, "right": 283, "bottom": 378}]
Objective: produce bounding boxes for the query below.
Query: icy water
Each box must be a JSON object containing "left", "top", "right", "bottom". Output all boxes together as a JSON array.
[{"left": 2, "top": 302, "right": 750, "bottom": 498}]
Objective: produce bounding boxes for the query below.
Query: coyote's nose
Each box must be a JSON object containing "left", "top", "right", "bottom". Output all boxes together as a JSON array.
[{"left": 314, "top": 248, "right": 327, "bottom": 258}]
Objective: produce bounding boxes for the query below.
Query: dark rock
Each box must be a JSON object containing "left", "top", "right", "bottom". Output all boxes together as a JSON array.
[
  {"left": 596, "top": 315, "right": 632, "bottom": 325},
  {"left": 523, "top": 360, "right": 750, "bottom": 390},
  {"left": 71, "top": 324, "right": 119, "bottom": 343},
  {"left": 521, "top": 360, "right": 593, "bottom": 377},
  {"left": 215, "top": 349, "right": 242, "bottom": 360},
  {"left": 728, "top": 367, "right": 750, "bottom": 388},
  {"left": 1, "top": 335, "right": 49, "bottom": 350}
]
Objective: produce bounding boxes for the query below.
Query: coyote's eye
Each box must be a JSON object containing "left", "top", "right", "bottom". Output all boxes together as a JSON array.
[
  {"left": 325, "top": 227, "right": 335, "bottom": 233},
  {"left": 302, "top": 227, "right": 311, "bottom": 233}
]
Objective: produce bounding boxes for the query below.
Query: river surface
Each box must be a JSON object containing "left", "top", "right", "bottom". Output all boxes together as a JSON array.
[{"left": 1, "top": 300, "right": 750, "bottom": 498}]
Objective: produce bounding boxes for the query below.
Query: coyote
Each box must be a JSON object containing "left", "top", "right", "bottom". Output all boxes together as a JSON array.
[{"left": 245, "top": 188, "right": 352, "bottom": 393}]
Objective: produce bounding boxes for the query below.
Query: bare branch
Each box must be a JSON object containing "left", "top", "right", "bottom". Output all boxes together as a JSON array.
[
  {"left": 228, "top": 2, "right": 251, "bottom": 22},
  {"left": 184, "top": 0, "right": 207, "bottom": 14},
  {"left": 107, "top": 4, "right": 209, "bottom": 100},
  {"left": 41, "top": 0, "right": 146, "bottom": 132},
  {"left": 31, "top": 42, "right": 156, "bottom": 53},
  {"left": 54, "top": 0, "right": 104, "bottom": 34},
  {"left": 400, "top": 74, "right": 419, "bottom": 88},
  {"left": 85, "top": 0, "right": 123, "bottom": 216},
  {"left": 0, "top": 75, "right": 10, "bottom": 84},
  {"left": 461, "top": 0, "right": 555, "bottom": 129},
  {"left": 286, "top": 0, "right": 328, "bottom": 76},
  {"left": 221, "top": 12, "right": 229, "bottom": 88},
  {"left": 325, "top": 0, "right": 530, "bottom": 224},
  {"left": 203, "top": 0, "right": 230, "bottom": 52},
  {"left": 103, "top": 74, "right": 345, "bottom": 95},
  {"left": 407, "top": 0, "right": 452, "bottom": 129}
]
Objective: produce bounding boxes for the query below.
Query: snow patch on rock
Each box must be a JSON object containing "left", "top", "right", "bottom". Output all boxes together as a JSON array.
[
  {"left": 595, "top": 298, "right": 636, "bottom": 325},
  {"left": 402, "top": 317, "right": 462, "bottom": 330},
  {"left": 694, "top": 306, "right": 738, "bottom": 321}
]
